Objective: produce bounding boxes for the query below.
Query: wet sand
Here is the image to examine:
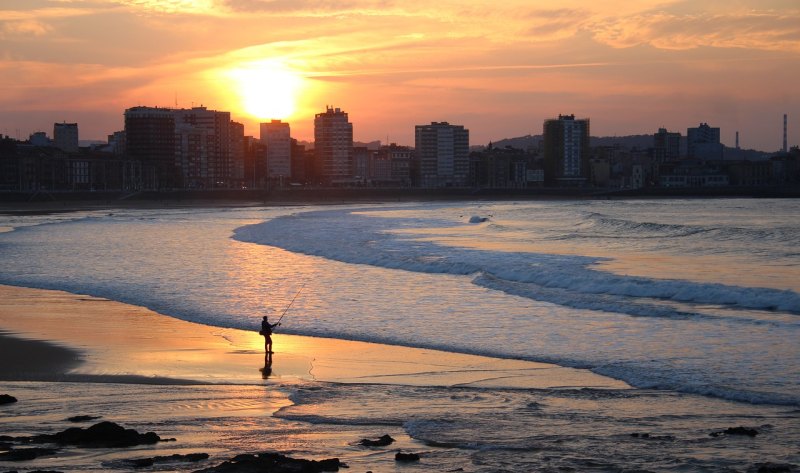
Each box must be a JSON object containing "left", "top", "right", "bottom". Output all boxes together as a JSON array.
[
  {"left": 3, "top": 285, "right": 796, "bottom": 473},
  {"left": 0, "top": 284, "right": 627, "bottom": 389},
  {"left": 0, "top": 332, "right": 82, "bottom": 379},
  {"left": 0, "top": 284, "right": 628, "bottom": 472}
]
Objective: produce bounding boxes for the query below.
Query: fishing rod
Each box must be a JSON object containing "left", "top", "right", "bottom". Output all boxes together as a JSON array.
[{"left": 276, "top": 282, "right": 306, "bottom": 325}]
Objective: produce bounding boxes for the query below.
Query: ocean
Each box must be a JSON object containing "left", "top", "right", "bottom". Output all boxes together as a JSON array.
[{"left": 1, "top": 198, "right": 799, "bottom": 471}]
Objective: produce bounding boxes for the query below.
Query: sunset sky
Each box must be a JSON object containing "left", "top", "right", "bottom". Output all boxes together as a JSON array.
[{"left": 1, "top": 0, "right": 798, "bottom": 151}]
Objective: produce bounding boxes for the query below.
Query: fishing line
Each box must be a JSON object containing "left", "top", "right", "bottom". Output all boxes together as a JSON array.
[{"left": 276, "top": 282, "right": 306, "bottom": 325}]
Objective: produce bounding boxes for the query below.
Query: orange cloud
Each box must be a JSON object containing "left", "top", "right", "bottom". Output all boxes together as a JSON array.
[
  {"left": 589, "top": 9, "right": 800, "bottom": 52},
  {"left": 0, "top": 0, "right": 797, "bottom": 150},
  {"left": 117, "top": 0, "right": 218, "bottom": 14},
  {"left": 1, "top": 20, "right": 53, "bottom": 37}
]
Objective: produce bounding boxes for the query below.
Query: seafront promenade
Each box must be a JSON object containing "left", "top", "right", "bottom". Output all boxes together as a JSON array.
[{"left": 1, "top": 184, "right": 799, "bottom": 211}]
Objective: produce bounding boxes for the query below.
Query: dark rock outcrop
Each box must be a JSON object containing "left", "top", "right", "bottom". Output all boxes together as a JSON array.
[
  {"left": 0, "top": 447, "right": 58, "bottom": 461},
  {"left": 395, "top": 451, "right": 420, "bottom": 462},
  {"left": 0, "top": 394, "right": 18, "bottom": 405},
  {"left": 125, "top": 453, "right": 210, "bottom": 468},
  {"left": 359, "top": 434, "right": 395, "bottom": 447},
  {"left": 710, "top": 426, "right": 759, "bottom": 438},
  {"left": 192, "top": 452, "right": 343, "bottom": 473},
  {"left": 65, "top": 415, "right": 101, "bottom": 423},
  {"left": 31, "top": 421, "right": 165, "bottom": 448}
]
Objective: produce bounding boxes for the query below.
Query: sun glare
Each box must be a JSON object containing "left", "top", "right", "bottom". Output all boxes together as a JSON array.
[{"left": 227, "top": 60, "right": 304, "bottom": 120}]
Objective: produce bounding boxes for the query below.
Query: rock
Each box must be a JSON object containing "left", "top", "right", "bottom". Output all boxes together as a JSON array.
[
  {"left": 126, "top": 453, "right": 210, "bottom": 468},
  {"left": 128, "top": 458, "right": 155, "bottom": 468},
  {"left": 65, "top": 415, "right": 101, "bottom": 423},
  {"left": 158, "top": 453, "right": 209, "bottom": 463},
  {"left": 0, "top": 394, "right": 18, "bottom": 405},
  {"left": 192, "top": 452, "right": 343, "bottom": 472},
  {"left": 32, "top": 421, "right": 164, "bottom": 448},
  {"left": 359, "top": 434, "right": 395, "bottom": 447},
  {"left": 0, "top": 447, "right": 58, "bottom": 461},
  {"left": 395, "top": 452, "right": 420, "bottom": 462},
  {"left": 710, "top": 426, "right": 759, "bottom": 438}
]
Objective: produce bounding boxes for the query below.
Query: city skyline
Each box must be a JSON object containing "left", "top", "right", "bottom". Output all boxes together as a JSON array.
[{"left": 1, "top": 1, "right": 798, "bottom": 151}]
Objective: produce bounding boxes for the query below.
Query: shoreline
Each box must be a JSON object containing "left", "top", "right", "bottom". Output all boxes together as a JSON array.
[
  {"left": 1, "top": 188, "right": 797, "bottom": 221},
  {"left": 0, "top": 283, "right": 630, "bottom": 471},
  {"left": 0, "top": 284, "right": 627, "bottom": 390},
  {"left": 1, "top": 185, "right": 799, "bottom": 215},
  {"left": 2, "top": 289, "right": 797, "bottom": 470}
]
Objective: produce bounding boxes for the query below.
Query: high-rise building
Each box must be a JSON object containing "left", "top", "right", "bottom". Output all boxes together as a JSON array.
[
  {"left": 230, "top": 121, "right": 245, "bottom": 185},
  {"left": 125, "top": 105, "right": 237, "bottom": 189},
  {"left": 314, "top": 107, "right": 353, "bottom": 183},
  {"left": 290, "top": 139, "right": 307, "bottom": 183},
  {"left": 244, "top": 136, "right": 267, "bottom": 188},
  {"left": 542, "top": 114, "right": 590, "bottom": 185},
  {"left": 687, "top": 123, "right": 723, "bottom": 161},
  {"left": 124, "top": 107, "right": 176, "bottom": 189},
  {"left": 653, "top": 128, "right": 681, "bottom": 163},
  {"left": 260, "top": 120, "right": 291, "bottom": 182},
  {"left": 53, "top": 122, "right": 79, "bottom": 153},
  {"left": 415, "top": 122, "right": 469, "bottom": 187},
  {"left": 174, "top": 107, "right": 232, "bottom": 189}
]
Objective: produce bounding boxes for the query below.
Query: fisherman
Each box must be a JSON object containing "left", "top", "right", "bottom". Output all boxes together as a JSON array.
[{"left": 259, "top": 316, "right": 280, "bottom": 355}]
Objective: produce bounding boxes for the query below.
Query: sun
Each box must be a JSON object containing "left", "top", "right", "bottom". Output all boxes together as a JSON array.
[{"left": 227, "top": 60, "right": 304, "bottom": 120}]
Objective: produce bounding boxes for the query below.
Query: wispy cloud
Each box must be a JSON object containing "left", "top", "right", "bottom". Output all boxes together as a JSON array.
[
  {"left": 0, "top": 7, "right": 97, "bottom": 21},
  {"left": 1, "top": 20, "right": 53, "bottom": 37},
  {"left": 117, "top": 0, "right": 218, "bottom": 14},
  {"left": 589, "top": 8, "right": 800, "bottom": 52}
]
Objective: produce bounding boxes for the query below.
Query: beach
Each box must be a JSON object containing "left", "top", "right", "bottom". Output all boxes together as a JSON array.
[
  {"left": 1, "top": 200, "right": 799, "bottom": 472},
  {"left": 0, "top": 284, "right": 626, "bottom": 472}
]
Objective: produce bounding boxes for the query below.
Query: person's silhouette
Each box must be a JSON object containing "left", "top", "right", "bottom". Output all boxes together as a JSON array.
[{"left": 259, "top": 316, "right": 280, "bottom": 355}]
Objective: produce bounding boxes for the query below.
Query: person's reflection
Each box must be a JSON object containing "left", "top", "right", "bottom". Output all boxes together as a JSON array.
[{"left": 260, "top": 353, "right": 273, "bottom": 379}]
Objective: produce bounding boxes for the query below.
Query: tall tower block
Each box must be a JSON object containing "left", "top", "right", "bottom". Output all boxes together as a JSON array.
[{"left": 784, "top": 114, "right": 788, "bottom": 153}]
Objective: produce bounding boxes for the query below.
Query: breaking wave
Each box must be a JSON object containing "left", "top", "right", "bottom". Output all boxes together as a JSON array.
[{"left": 232, "top": 209, "right": 800, "bottom": 318}]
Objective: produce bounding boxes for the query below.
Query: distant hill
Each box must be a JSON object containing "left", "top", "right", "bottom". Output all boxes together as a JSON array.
[
  {"left": 300, "top": 134, "right": 773, "bottom": 159},
  {"left": 298, "top": 140, "right": 382, "bottom": 150},
  {"left": 722, "top": 147, "right": 772, "bottom": 161},
  {"left": 487, "top": 134, "right": 656, "bottom": 151},
  {"left": 484, "top": 134, "right": 772, "bottom": 160},
  {"left": 355, "top": 140, "right": 382, "bottom": 150},
  {"left": 485, "top": 135, "right": 539, "bottom": 150}
]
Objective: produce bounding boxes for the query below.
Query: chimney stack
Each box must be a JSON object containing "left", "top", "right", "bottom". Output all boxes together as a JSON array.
[{"left": 784, "top": 114, "right": 788, "bottom": 153}]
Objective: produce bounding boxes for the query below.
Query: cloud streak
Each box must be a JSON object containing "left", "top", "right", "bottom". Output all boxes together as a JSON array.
[{"left": 588, "top": 8, "right": 800, "bottom": 52}]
